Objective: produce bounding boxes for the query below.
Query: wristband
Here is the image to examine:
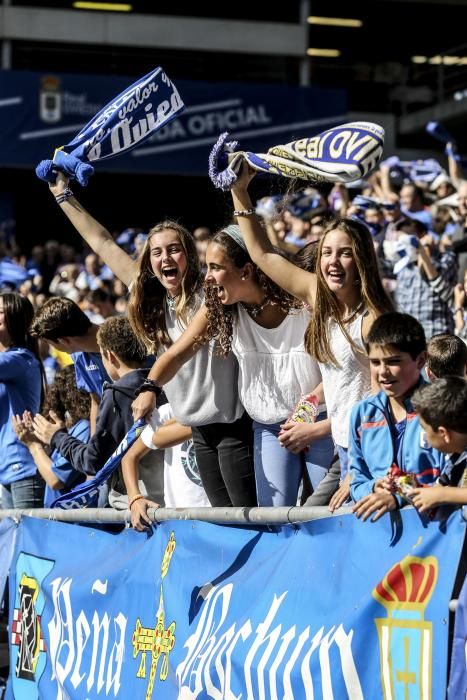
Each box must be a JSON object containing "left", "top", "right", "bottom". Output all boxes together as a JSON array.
[
  {"left": 454, "top": 307, "right": 464, "bottom": 313},
  {"left": 134, "top": 379, "right": 161, "bottom": 398},
  {"left": 233, "top": 208, "right": 256, "bottom": 217},
  {"left": 55, "top": 188, "right": 74, "bottom": 204}
]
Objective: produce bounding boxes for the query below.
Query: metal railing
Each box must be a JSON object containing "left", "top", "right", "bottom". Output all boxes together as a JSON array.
[{"left": 0, "top": 505, "right": 352, "bottom": 525}]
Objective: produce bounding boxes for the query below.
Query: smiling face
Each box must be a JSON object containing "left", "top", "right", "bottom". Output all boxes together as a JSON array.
[
  {"left": 368, "top": 343, "right": 426, "bottom": 400},
  {"left": 205, "top": 242, "right": 250, "bottom": 305},
  {"left": 148, "top": 229, "right": 188, "bottom": 296},
  {"left": 319, "top": 228, "right": 358, "bottom": 295}
]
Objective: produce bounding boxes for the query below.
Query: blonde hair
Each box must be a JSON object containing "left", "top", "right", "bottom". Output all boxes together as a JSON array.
[
  {"left": 127, "top": 220, "right": 203, "bottom": 351},
  {"left": 305, "top": 217, "right": 393, "bottom": 365}
]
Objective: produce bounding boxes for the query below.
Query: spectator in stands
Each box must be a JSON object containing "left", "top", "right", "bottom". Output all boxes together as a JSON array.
[
  {"left": 408, "top": 377, "right": 467, "bottom": 511},
  {"left": 399, "top": 183, "right": 433, "bottom": 229},
  {"left": 229, "top": 164, "right": 393, "bottom": 511},
  {"left": 31, "top": 317, "right": 164, "bottom": 508},
  {"left": 350, "top": 313, "right": 447, "bottom": 521},
  {"left": 193, "top": 226, "right": 211, "bottom": 271},
  {"left": 392, "top": 219, "right": 458, "bottom": 337},
  {"left": 426, "top": 334, "right": 467, "bottom": 380},
  {"left": 85, "top": 288, "right": 117, "bottom": 322},
  {"left": 30, "top": 297, "right": 110, "bottom": 433},
  {"left": 0, "top": 293, "right": 46, "bottom": 508},
  {"left": 12, "top": 365, "right": 90, "bottom": 506}
]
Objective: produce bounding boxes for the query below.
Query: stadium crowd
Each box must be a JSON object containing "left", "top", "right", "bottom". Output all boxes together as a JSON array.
[{"left": 0, "top": 143, "right": 467, "bottom": 527}]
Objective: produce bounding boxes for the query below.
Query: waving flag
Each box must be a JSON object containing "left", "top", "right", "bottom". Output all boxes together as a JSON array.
[
  {"left": 51, "top": 419, "right": 146, "bottom": 509},
  {"left": 209, "top": 121, "right": 385, "bottom": 190},
  {"left": 36, "top": 67, "right": 184, "bottom": 186}
]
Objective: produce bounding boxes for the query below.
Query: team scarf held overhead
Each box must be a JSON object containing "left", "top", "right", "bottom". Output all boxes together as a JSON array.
[
  {"left": 51, "top": 419, "right": 146, "bottom": 510},
  {"left": 36, "top": 67, "right": 184, "bottom": 186},
  {"left": 209, "top": 121, "right": 385, "bottom": 190}
]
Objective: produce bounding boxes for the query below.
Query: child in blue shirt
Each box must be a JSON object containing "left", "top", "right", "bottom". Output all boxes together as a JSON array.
[
  {"left": 350, "top": 312, "right": 448, "bottom": 521},
  {"left": 12, "top": 365, "right": 90, "bottom": 506},
  {"left": 409, "top": 376, "right": 467, "bottom": 512}
]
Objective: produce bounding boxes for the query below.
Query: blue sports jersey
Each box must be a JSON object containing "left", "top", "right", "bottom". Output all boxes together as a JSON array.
[{"left": 71, "top": 352, "right": 110, "bottom": 397}]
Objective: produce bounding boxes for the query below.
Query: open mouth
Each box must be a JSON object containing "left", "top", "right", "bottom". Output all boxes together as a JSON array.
[{"left": 162, "top": 267, "right": 178, "bottom": 280}]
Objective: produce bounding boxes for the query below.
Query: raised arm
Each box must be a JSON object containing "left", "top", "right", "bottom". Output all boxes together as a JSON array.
[
  {"left": 49, "top": 172, "right": 138, "bottom": 287},
  {"left": 230, "top": 166, "right": 317, "bottom": 307},
  {"left": 132, "top": 304, "right": 209, "bottom": 420}
]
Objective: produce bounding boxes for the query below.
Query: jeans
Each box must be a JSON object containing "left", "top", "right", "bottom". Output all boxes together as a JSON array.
[
  {"left": 337, "top": 445, "right": 349, "bottom": 479},
  {"left": 253, "top": 414, "right": 335, "bottom": 506},
  {"left": 191, "top": 412, "right": 257, "bottom": 507},
  {"left": 1, "top": 474, "right": 45, "bottom": 509}
]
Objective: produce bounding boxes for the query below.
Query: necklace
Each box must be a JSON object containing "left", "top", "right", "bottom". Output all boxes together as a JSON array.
[
  {"left": 341, "top": 300, "right": 364, "bottom": 324},
  {"left": 166, "top": 295, "right": 178, "bottom": 310},
  {"left": 241, "top": 296, "right": 270, "bottom": 319}
]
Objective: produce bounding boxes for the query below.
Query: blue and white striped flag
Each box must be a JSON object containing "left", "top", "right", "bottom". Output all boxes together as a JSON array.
[
  {"left": 36, "top": 67, "right": 184, "bottom": 186},
  {"left": 209, "top": 121, "right": 385, "bottom": 190},
  {"left": 51, "top": 419, "right": 146, "bottom": 509}
]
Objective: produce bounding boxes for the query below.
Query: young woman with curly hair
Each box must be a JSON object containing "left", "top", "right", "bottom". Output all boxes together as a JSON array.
[
  {"left": 230, "top": 165, "right": 394, "bottom": 510},
  {"left": 47, "top": 173, "right": 255, "bottom": 508},
  {"left": 12, "top": 365, "right": 90, "bottom": 506},
  {"left": 137, "top": 224, "right": 335, "bottom": 507}
]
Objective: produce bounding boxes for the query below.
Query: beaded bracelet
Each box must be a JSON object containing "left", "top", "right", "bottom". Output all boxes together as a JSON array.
[
  {"left": 129, "top": 494, "right": 145, "bottom": 508},
  {"left": 55, "top": 188, "right": 74, "bottom": 204},
  {"left": 233, "top": 208, "right": 256, "bottom": 217}
]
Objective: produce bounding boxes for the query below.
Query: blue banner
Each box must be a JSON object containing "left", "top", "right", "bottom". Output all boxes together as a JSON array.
[
  {"left": 5, "top": 509, "right": 464, "bottom": 699},
  {"left": 448, "top": 569, "right": 467, "bottom": 699},
  {"left": 0, "top": 69, "right": 346, "bottom": 176}
]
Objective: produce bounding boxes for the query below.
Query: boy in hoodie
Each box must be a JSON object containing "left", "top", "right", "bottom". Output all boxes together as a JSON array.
[
  {"left": 350, "top": 312, "right": 448, "bottom": 522},
  {"left": 31, "top": 316, "right": 164, "bottom": 506}
]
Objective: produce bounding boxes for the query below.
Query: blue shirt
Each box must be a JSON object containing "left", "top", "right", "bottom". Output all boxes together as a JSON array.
[
  {"left": 44, "top": 419, "right": 90, "bottom": 507},
  {"left": 0, "top": 347, "right": 41, "bottom": 484},
  {"left": 71, "top": 352, "right": 110, "bottom": 398}
]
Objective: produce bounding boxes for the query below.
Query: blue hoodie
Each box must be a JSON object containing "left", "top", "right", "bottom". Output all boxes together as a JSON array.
[{"left": 349, "top": 382, "right": 448, "bottom": 503}]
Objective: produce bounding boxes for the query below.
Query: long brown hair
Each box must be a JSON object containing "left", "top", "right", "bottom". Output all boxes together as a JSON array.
[
  {"left": 305, "top": 217, "right": 393, "bottom": 365},
  {"left": 200, "top": 229, "right": 301, "bottom": 357},
  {"left": 127, "top": 220, "right": 203, "bottom": 351}
]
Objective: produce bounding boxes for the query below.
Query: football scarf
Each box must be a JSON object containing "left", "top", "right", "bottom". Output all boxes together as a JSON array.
[
  {"left": 36, "top": 67, "right": 184, "bottom": 186},
  {"left": 51, "top": 419, "right": 146, "bottom": 510},
  {"left": 209, "top": 121, "right": 385, "bottom": 190}
]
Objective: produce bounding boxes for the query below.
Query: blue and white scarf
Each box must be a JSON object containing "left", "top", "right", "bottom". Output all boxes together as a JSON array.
[
  {"left": 36, "top": 67, "right": 184, "bottom": 186},
  {"left": 51, "top": 419, "right": 146, "bottom": 509},
  {"left": 209, "top": 121, "right": 385, "bottom": 190}
]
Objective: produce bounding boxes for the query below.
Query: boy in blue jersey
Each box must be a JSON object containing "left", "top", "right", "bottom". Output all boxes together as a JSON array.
[
  {"left": 350, "top": 312, "right": 448, "bottom": 522},
  {"left": 30, "top": 297, "right": 110, "bottom": 430}
]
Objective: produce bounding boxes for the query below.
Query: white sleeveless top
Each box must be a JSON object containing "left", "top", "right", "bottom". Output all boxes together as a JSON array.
[
  {"left": 232, "top": 305, "right": 322, "bottom": 424},
  {"left": 318, "top": 311, "right": 371, "bottom": 448}
]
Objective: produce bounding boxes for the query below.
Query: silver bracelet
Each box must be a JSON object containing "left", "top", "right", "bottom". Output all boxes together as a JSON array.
[
  {"left": 233, "top": 208, "right": 256, "bottom": 217},
  {"left": 55, "top": 188, "right": 74, "bottom": 204}
]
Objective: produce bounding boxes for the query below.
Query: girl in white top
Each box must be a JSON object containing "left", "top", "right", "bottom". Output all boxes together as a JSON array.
[
  {"left": 144, "top": 225, "right": 334, "bottom": 506},
  {"left": 230, "top": 164, "right": 393, "bottom": 509},
  {"left": 48, "top": 172, "right": 256, "bottom": 510}
]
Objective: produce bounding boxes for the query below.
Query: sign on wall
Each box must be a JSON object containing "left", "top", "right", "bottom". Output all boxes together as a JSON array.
[{"left": 0, "top": 70, "right": 347, "bottom": 176}]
